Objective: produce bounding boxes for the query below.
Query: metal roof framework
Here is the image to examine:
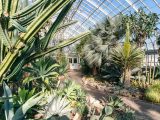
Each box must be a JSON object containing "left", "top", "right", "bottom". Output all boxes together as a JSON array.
[
  {"left": 60, "top": 0, "right": 160, "bottom": 50},
  {"left": 65, "top": 0, "right": 160, "bottom": 35}
]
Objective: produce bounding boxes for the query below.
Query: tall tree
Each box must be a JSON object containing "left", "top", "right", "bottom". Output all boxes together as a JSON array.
[
  {"left": 110, "top": 23, "right": 144, "bottom": 87},
  {"left": 122, "top": 8, "right": 159, "bottom": 47},
  {"left": 79, "top": 16, "right": 124, "bottom": 75}
]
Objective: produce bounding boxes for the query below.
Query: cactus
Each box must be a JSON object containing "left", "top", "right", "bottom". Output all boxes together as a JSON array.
[{"left": 0, "top": 0, "right": 90, "bottom": 81}]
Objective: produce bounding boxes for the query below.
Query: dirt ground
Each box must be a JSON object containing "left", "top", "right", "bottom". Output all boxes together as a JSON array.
[{"left": 67, "top": 71, "right": 160, "bottom": 120}]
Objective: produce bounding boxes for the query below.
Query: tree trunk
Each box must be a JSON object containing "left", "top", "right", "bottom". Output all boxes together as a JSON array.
[
  {"left": 92, "top": 66, "right": 97, "bottom": 76},
  {"left": 123, "top": 68, "right": 131, "bottom": 88}
]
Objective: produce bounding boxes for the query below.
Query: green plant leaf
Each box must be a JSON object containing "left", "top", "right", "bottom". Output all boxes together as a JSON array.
[
  {"left": 13, "top": 93, "right": 44, "bottom": 120},
  {"left": 3, "top": 82, "right": 14, "bottom": 120},
  {"left": 41, "top": 0, "right": 75, "bottom": 49},
  {"left": 105, "top": 106, "right": 113, "bottom": 116},
  {"left": 27, "top": 31, "right": 91, "bottom": 62},
  {"left": 10, "top": 19, "right": 27, "bottom": 32},
  {"left": 0, "top": 24, "right": 12, "bottom": 49}
]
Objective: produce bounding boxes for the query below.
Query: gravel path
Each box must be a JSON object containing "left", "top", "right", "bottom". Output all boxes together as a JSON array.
[{"left": 67, "top": 70, "right": 160, "bottom": 120}]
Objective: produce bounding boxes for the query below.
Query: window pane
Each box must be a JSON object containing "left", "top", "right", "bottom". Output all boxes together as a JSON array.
[
  {"left": 69, "top": 58, "right": 72, "bottom": 63},
  {"left": 74, "top": 58, "right": 77, "bottom": 63}
]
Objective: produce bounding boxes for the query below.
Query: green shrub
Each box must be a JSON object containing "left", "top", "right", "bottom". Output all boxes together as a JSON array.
[{"left": 145, "top": 82, "right": 160, "bottom": 103}]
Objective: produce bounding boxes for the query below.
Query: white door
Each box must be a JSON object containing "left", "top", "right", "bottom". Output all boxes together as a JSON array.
[{"left": 69, "top": 58, "right": 79, "bottom": 69}]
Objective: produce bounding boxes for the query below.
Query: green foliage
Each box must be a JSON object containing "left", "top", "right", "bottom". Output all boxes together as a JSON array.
[
  {"left": 76, "top": 35, "right": 91, "bottom": 57},
  {"left": 154, "top": 66, "right": 160, "bottom": 79},
  {"left": 3, "top": 82, "right": 14, "bottom": 120},
  {"left": 122, "top": 8, "right": 159, "bottom": 46},
  {"left": 23, "top": 56, "right": 59, "bottom": 90},
  {"left": 100, "top": 62, "right": 122, "bottom": 84},
  {"left": 81, "top": 16, "right": 125, "bottom": 71},
  {"left": 14, "top": 88, "right": 36, "bottom": 106},
  {"left": 57, "top": 80, "right": 86, "bottom": 114},
  {"left": 131, "top": 80, "right": 148, "bottom": 90},
  {"left": 56, "top": 52, "right": 68, "bottom": 76},
  {"left": 111, "top": 24, "right": 144, "bottom": 69},
  {"left": 42, "top": 94, "right": 72, "bottom": 119},
  {"left": 80, "top": 58, "right": 91, "bottom": 75},
  {"left": 0, "top": 0, "right": 90, "bottom": 82},
  {"left": 145, "top": 81, "right": 160, "bottom": 103},
  {"left": 2, "top": 82, "right": 44, "bottom": 120},
  {"left": 110, "top": 23, "right": 144, "bottom": 86},
  {"left": 99, "top": 96, "right": 135, "bottom": 120}
]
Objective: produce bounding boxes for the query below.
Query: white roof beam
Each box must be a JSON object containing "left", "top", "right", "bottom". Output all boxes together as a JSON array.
[
  {"left": 99, "top": 0, "right": 117, "bottom": 15},
  {"left": 76, "top": 11, "right": 97, "bottom": 25},
  {"left": 153, "top": 0, "right": 160, "bottom": 9},
  {"left": 116, "top": 0, "right": 127, "bottom": 8},
  {"left": 86, "top": 0, "right": 111, "bottom": 17},
  {"left": 139, "top": 0, "right": 152, "bottom": 12},
  {"left": 107, "top": 0, "right": 121, "bottom": 12},
  {"left": 80, "top": 3, "right": 105, "bottom": 21},
  {"left": 76, "top": 22, "right": 88, "bottom": 31},
  {"left": 125, "top": 0, "right": 138, "bottom": 12}
]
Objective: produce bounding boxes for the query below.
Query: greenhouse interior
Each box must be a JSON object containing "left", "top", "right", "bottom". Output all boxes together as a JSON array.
[{"left": 1, "top": 0, "right": 160, "bottom": 120}]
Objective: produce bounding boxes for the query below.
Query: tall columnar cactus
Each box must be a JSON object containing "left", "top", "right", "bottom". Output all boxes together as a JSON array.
[{"left": 0, "top": 0, "right": 90, "bottom": 81}]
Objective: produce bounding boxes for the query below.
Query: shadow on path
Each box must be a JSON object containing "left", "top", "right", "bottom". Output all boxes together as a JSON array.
[{"left": 67, "top": 71, "right": 160, "bottom": 120}]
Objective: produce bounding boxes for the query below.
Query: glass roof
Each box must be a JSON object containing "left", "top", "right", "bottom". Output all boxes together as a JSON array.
[{"left": 61, "top": 0, "right": 160, "bottom": 50}]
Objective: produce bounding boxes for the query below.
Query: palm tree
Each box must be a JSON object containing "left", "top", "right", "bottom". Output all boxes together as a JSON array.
[
  {"left": 82, "top": 16, "right": 125, "bottom": 75},
  {"left": 110, "top": 23, "right": 144, "bottom": 87}
]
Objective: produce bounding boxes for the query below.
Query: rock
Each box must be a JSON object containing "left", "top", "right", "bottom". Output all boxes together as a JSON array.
[
  {"left": 86, "top": 95, "right": 103, "bottom": 110},
  {"left": 119, "top": 89, "right": 131, "bottom": 97},
  {"left": 73, "top": 113, "right": 81, "bottom": 120},
  {"left": 58, "top": 75, "right": 65, "bottom": 81},
  {"left": 34, "top": 113, "right": 44, "bottom": 119},
  {"left": 114, "top": 90, "right": 120, "bottom": 95}
]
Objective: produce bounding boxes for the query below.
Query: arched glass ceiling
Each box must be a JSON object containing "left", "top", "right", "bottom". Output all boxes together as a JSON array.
[{"left": 63, "top": 0, "right": 160, "bottom": 50}]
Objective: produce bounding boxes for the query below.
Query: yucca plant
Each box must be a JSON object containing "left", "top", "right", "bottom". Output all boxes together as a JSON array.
[
  {"left": 110, "top": 23, "right": 144, "bottom": 87},
  {"left": 0, "top": 0, "right": 90, "bottom": 82}
]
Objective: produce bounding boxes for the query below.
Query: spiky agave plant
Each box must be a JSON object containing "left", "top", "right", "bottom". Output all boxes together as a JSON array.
[
  {"left": 2, "top": 82, "right": 44, "bottom": 120},
  {"left": 110, "top": 23, "right": 144, "bottom": 87},
  {"left": 0, "top": 0, "right": 90, "bottom": 81}
]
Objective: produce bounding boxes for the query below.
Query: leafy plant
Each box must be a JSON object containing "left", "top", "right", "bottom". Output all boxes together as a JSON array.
[
  {"left": 99, "top": 96, "right": 135, "bottom": 120},
  {"left": 56, "top": 53, "right": 68, "bottom": 76},
  {"left": 122, "top": 8, "right": 159, "bottom": 47},
  {"left": 81, "top": 16, "right": 124, "bottom": 75},
  {"left": 0, "top": 0, "right": 90, "bottom": 83},
  {"left": 145, "top": 81, "right": 160, "bottom": 103},
  {"left": 100, "top": 62, "right": 122, "bottom": 84},
  {"left": 43, "top": 95, "right": 72, "bottom": 119},
  {"left": 110, "top": 23, "right": 144, "bottom": 87},
  {"left": 23, "top": 56, "right": 59, "bottom": 90},
  {"left": 57, "top": 80, "right": 86, "bottom": 114},
  {"left": 2, "top": 82, "right": 44, "bottom": 120},
  {"left": 14, "top": 87, "right": 36, "bottom": 107},
  {"left": 80, "top": 58, "right": 91, "bottom": 75}
]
